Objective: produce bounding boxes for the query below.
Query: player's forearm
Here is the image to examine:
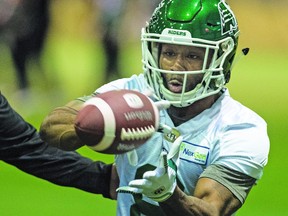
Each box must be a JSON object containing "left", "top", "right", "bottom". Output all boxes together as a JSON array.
[
  {"left": 6, "top": 141, "right": 114, "bottom": 197},
  {"left": 40, "top": 100, "right": 85, "bottom": 150},
  {"left": 160, "top": 187, "right": 219, "bottom": 216}
]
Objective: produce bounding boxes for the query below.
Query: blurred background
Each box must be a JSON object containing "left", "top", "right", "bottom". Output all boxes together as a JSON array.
[{"left": 0, "top": 0, "right": 287, "bottom": 215}]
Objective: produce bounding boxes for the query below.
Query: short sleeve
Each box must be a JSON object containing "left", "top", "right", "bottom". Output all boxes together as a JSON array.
[{"left": 200, "top": 164, "right": 256, "bottom": 204}]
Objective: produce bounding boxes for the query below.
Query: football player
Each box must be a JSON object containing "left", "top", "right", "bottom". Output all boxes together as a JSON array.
[{"left": 40, "top": 0, "right": 270, "bottom": 215}]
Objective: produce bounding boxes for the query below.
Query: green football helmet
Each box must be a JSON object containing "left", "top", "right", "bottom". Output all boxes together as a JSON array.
[{"left": 142, "top": 0, "right": 239, "bottom": 107}]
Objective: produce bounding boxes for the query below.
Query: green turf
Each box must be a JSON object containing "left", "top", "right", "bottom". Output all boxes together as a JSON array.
[{"left": 0, "top": 18, "right": 287, "bottom": 216}]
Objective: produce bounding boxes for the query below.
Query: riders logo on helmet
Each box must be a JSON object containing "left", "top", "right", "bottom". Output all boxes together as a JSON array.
[{"left": 218, "top": 1, "right": 238, "bottom": 36}]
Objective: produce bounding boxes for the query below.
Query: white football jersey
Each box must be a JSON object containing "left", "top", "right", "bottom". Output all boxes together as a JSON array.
[{"left": 95, "top": 74, "right": 270, "bottom": 216}]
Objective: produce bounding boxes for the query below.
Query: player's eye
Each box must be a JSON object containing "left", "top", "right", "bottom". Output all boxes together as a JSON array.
[
  {"left": 187, "top": 54, "right": 199, "bottom": 59},
  {"left": 162, "top": 50, "right": 175, "bottom": 57}
]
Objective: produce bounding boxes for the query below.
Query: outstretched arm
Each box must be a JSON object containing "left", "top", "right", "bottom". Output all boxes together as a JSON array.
[
  {"left": 117, "top": 149, "right": 254, "bottom": 215},
  {"left": 0, "top": 93, "right": 116, "bottom": 198}
]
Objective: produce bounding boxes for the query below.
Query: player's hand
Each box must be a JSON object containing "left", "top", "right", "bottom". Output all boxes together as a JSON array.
[
  {"left": 143, "top": 88, "right": 171, "bottom": 111},
  {"left": 116, "top": 152, "right": 177, "bottom": 202},
  {"left": 154, "top": 100, "right": 170, "bottom": 111}
]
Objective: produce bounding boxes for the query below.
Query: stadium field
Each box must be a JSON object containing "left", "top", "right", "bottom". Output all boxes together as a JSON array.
[
  {"left": 0, "top": 44, "right": 287, "bottom": 216},
  {"left": 0, "top": 1, "right": 287, "bottom": 215}
]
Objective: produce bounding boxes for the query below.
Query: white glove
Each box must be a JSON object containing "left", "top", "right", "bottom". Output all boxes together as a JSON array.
[{"left": 116, "top": 152, "right": 177, "bottom": 202}]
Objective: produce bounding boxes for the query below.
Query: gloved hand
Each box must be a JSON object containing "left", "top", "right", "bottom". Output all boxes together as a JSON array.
[{"left": 116, "top": 152, "right": 177, "bottom": 202}]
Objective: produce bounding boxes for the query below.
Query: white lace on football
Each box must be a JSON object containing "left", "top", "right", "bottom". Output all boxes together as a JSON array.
[{"left": 121, "top": 126, "right": 156, "bottom": 141}]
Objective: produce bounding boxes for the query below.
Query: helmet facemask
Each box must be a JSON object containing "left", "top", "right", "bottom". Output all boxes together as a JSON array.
[
  {"left": 141, "top": 0, "right": 239, "bottom": 107},
  {"left": 142, "top": 28, "right": 236, "bottom": 107}
]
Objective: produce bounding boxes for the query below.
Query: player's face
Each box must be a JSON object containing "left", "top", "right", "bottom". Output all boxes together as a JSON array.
[{"left": 159, "top": 44, "right": 212, "bottom": 93}]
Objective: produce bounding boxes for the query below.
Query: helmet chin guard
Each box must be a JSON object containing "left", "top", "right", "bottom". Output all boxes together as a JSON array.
[{"left": 142, "top": 0, "right": 239, "bottom": 107}]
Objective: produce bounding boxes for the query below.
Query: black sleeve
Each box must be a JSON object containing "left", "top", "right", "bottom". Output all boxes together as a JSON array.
[{"left": 0, "top": 93, "right": 112, "bottom": 198}]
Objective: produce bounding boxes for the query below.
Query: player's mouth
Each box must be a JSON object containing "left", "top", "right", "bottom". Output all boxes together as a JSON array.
[{"left": 167, "top": 79, "right": 183, "bottom": 93}]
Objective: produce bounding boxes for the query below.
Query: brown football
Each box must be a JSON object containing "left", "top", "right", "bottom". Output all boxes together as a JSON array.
[{"left": 74, "top": 89, "right": 159, "bottom": 154}]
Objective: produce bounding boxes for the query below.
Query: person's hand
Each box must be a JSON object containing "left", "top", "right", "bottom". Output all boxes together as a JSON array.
[
  {"left": 143, "top": 88, "right": 171, "bottom": 111},
  {"left": 116, "top": 152, "right": 177, "bottom": 202}
]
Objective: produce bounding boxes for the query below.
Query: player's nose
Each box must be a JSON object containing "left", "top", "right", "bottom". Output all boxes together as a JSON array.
[{"left": 170, "top": 56, "right": 186, "bottom": 71}]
